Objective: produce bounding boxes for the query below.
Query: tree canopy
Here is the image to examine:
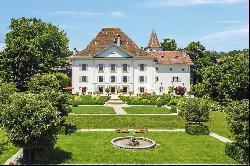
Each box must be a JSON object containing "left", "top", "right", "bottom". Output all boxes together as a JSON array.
[
  {"left": 192, "top": 50, "right": 249, "bottom": 100},
  {"left": 0, "top": 17, "right": 70, "bottom": 91},
  {"left": 161, "top": 38, "right": 177, "bottom": 51}
]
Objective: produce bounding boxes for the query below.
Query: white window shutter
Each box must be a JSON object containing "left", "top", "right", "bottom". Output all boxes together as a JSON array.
[
  {"left": 79, "top": 76, "right": 82, "bottom": 83},
  {"left": 97, "top": 76, "right": 99, "bottom": 82},
  {"left": 138, "top": 76, "right": 140, "bottom": 82},
  {"left": 86, "top": 76, "right": 88, "bottom": 83},
  {"left": 79, "top": 64, "right": 82, "bottom": 71},
  {"left": 145, "top": 64, "right": 147, "bottom": 71},
  {"left": 86, "top": 64, "right": 88, "bottom": 71},
  {"left": 145, "top": 76, "right": 147, "bottom": 82},
  {"left": 179, "top": 77, "right": 181, "bottom": 82},
  {"left": 128, "top": 76, "right": 130, "bottom": 83}
]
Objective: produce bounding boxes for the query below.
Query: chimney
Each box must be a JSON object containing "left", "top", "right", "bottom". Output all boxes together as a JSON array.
[
  {"left": 116, "top": 34, "right": 121, "bottom": 47},
  {"left": 73, "top": 48, "right": 79, "bottom": 55}
]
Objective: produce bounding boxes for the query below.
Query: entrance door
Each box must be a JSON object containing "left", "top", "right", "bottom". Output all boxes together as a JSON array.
[
  {"left": 99, "top": 87, "right": 104, "bottom": 94},
  {"left": 111, "top": 87, "right": 116, "bottom": 94}
]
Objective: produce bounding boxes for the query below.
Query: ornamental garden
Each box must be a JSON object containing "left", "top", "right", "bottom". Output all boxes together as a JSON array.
[{"left": 0, "top": 17, "right": 249, "bottom": 165}]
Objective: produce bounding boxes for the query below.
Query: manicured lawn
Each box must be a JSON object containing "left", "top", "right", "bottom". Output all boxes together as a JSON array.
[
  {"left": 66, "top": 115, "right": 185, "bottom": 129},
  {"left": 46, "top": 132, "right": 237, "bottom": 164},
  {"left": 71, "top": 106, "right": 115, "bottom": 114},
  {"left": 123, "top": 106, "right": 171, "bottom": 114},
  {"left": 0, "top": 129, "right": 19, "bottom": 164},
  {"left": 209, "top": 111, "right": 233, "bottom": 140}
]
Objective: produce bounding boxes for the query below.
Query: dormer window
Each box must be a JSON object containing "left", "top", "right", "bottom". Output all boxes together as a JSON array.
[
  {"left": 161, "top": 56, "right": 164, "bottom": 58},
  {"left": 175, "top": 56, "right": 178, "bottom": 59}
]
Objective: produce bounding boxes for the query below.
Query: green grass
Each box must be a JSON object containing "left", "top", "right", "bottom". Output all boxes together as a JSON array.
[
  {"left": 209, "top": 111, "right": 233, "bottom": 140},
  {"left": 71, "top": 106, "right": 115, "bottom": 114},
  {"left": 46, "top": 132, "right": 237, "bottom": 164},
  {"left": 123, "top": 106, "right": 171, "bottom": 114},
  {"left": 66, "top": 115, "right": 185, "bottom": 129},
  {"left": 0, "top": 129, "right": 19, "bottom": 164}
]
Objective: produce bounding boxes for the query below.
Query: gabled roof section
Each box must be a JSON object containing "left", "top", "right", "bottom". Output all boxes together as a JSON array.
[
  {"left": 147, "top": 29, "right": 162, "bottom": 48},
  {"left": 151, "top": 51, "right": 193, "bottom": 65},
  {"left": 77, "top": 28, "right": 153, "bottom": 59}
]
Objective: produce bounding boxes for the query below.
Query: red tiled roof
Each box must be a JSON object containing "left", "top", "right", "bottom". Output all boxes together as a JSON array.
[
  {"left": 150, "top": 51, "right": 193, "bottom": 65},
  {"left": 77, "top": 28, "right": 153, "bottom": 59},
  {"left": 147, "top": 30, "right": 161, "bottom": 48}
]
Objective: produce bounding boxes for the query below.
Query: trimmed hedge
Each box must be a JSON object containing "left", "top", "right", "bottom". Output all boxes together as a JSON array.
[
  {"left": 225, "top": 143, "right": 249, "bottom": 164},
  {"left": 185, "top": 124, "right": 210, "bottom": 135},
  {"left": 69, "top": 95, "right": 110, "bottom": 106}
]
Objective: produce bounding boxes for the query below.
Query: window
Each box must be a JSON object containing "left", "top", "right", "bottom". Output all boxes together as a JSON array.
[
  {"left": 182, "top": 68, "right": 185, "bottom": 71},
  {"left": 99, "top": 87, "right": 104, "bottom": 93},
  {"left": 156, "top": 77, "right": 159, "bottom": 82},
  {"left": 111, "top": 76, "right": 116, "bottom": 82},
  {"left": 170, "top": 68, "right": 172, "bottom": 71},
  {"left": 99, "top": 64, "right": 104, "bottom": 71},
  {"left": 139, "top": 64, "right": 145, "bottom": 71},
  {"left": 123, "top": 87, "right": 128, "bottom": 93},
  {"left": 111, "top": 64, "right": 116, "bottom": 71},
  {"left": 98, "top": 76, "right": 104, "bottom": 82},
  {"left": 172, "top": 77, "right": 179, "bottom": 82},
  {"left": 140, "top": 87, "right": 145, "bottom": 93},
  {"left": 122, "top": 64, "right": 128, "bottom": 72},
  {"left": 82, "top": 87, "right": 87, "bottom": 93},
  {"left": 161, "top": 56, "right": 164, "bottom": 58},
  {"left": 139, "top": 76, "right": 145, "bottom": 83},
  {"left": 156, "top": 67, "right": 159, "bottom": 71},
  {"left": 122, "top": 76, "right": 128, "bottom": 83},
  {"left": 82, "top": 76, "right": 87, "bottom": 82},
  {"left": 160, "top": 87, "right": 163, "bottom": 92},
  {"left": 82, "top": 64, "right": 87, "bottom": 71}
]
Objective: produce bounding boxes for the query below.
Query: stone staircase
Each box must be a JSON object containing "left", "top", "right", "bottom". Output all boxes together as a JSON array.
[{"left": 106, "top": 95, "right": 125, "bottom": 105}]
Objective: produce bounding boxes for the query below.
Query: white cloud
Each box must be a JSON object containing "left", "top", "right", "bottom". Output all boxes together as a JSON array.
[
  {"left": 201, "top": 27, "right": 249, "bottom": 41},
  {"left": 144, "top": 0, "right": 246, "bottom": 6},
  {"left": 111, "top": 11, "right": 125, "bottom": 17}
]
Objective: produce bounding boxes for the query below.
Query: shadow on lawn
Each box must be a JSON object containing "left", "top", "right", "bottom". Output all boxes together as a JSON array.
[{"left": 48, "top": 147, "right": 73, "bottom": 164}]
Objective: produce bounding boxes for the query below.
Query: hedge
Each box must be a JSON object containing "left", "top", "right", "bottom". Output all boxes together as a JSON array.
[
  {"left": 185, "top": 124, "right": 210, "bottom": 135},
  {"left": 225, "top": 143, "right": 249, "bottom": 164}
]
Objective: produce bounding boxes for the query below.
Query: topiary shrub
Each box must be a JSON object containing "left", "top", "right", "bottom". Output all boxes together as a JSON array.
[
  {"left": 170, "top": 105, "right": 177, "bottom": 113},
  {"left": 179, "top": 98, "right": 210, "bottom": 135},
  {"left": 225, "top": 99, "right": 249, "bottom": 164},
  {"left": 1, "top": 93, "right": 61, "bottom": 162},
  {"left": 185, "top": 124, "right": 209, "bottom": 135},
  {"left": 225, "top": 142, "right": 249, "bottom": 164}
]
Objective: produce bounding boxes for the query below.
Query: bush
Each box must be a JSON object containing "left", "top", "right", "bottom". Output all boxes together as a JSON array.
[
  {"left": 179, "top": 98, "right": 210, "bottom": 124},
  {"left": 28, "top": 73, "right": 60, "bottom": 93},
  {"left": 53, "top": 72, "right": 69, "bottom": 90},
  {"left": 0, "top": 79, "right": 16, "bottom": 105},
  {"left": 174, "top": 86, "right": 186, "bottom": 96},
  {"left": 226, "top": 100, "right": 249, "bottom": 160},
  {"left": 185, "top": 124, "right": 210, "bottom": 135},
  {"left": 170, "top": 106, "right": 177, "bottom": 113},
  {"left": 225, "top": 143, "right": 249, "bottom": 164},
  {"left": 69, "top": 95, "right": 110, "bottom": 105},
  {"left": 1, "top": 93, "right": 61, "bottom": 162}
]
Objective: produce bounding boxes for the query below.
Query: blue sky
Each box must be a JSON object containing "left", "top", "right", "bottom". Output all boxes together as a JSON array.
[{"left": 0, "top": 0, "right": 249, "bottom": 52}]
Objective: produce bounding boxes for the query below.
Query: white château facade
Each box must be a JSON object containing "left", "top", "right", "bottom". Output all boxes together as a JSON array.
[{"left": 71, "top": 28, "right": 193, "bottom": 95}]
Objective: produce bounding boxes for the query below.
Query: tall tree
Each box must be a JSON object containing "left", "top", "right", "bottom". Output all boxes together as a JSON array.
[
  {"left": 192, "top": 50, "right": 249, "bottom": 100},
  {"left": 161, "top": 38, "right": 177, "bottom": 51},
  {"left": 0, "top": 17, "right": 70, "bottom": 91},
  {"left": 185, "top": 41, "right": 207, "bottom": 84}
]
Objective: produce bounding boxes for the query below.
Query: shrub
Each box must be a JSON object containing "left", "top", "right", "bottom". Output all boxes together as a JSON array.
[
  {"left": 53, "top": 72, "right": 69, "bottom": 90},
  {"left": 170, "top": 106, "right": 177, "bottom": 113},
  {"left": 168, "top": 86, "right": 174, "bottom": 94},
  {"left": 28, "top": 73, "right": 60, "bottom": 93},
  {"left": 225, "top": 143, "right": 249, "bottom": 164},
  {"left": 179, "top": 98, "right": 210, "bottom": 124},
  {"left": 0, "top": 79, "right": 16, "bottom": 105},
  {"left": 1, "top": 93, "right": 61, "bottom": 162},
  {"left": 185, "top": 124, "right": 210, "bottom": 135},
  {"left": 139, "top": 92, "right": 151, "bottom": 97},
  {"left": 174, "top": 86, "right": 186, "bottom": 96},
  {"left": 225, "top": 99, "right": 249, "bottom": 163}
]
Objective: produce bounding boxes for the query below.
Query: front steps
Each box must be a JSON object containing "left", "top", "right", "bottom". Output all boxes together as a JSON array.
[{"left": 106, "top": 95, "right": 124, "bottom": 105}]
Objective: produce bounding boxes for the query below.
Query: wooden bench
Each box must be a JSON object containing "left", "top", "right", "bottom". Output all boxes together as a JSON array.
[
  {"left": 134, "top": 128, "right": 148, "bottom": 133},
  {"left": 116, "top": 128, "right": 129, "bottom": 133}
]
